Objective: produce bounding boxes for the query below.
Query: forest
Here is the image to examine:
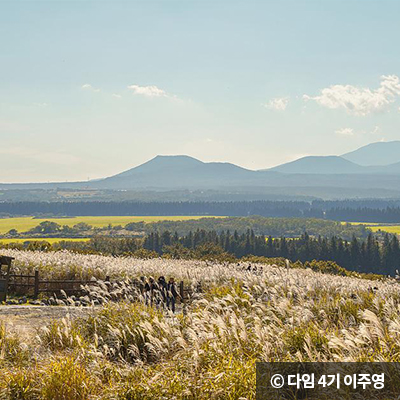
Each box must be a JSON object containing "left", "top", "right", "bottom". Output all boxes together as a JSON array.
[
  {"left": 141, "top": 230, "right": 400, "bottom": 275},
  {"left": 2, "top": 200, "right": 400, "bottom": 222},
  {"left": 4, "top": 229, "right": 399, "bottom": 276},
  {"left": 1, "top": 216, "right": 370, "bottom": 240}
]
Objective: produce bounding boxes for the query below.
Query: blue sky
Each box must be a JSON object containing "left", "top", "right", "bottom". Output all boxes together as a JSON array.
[{"left": 1, "top": 0, "right": 400, "bottom": 182}]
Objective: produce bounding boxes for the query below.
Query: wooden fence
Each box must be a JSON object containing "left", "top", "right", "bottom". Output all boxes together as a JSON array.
[
  {"left": 7, "top": 271, "right": 88, "bottom": 298},
  {"left": 6, "top": 271, "right": 186, "bottom": 301},
  {"left": 2, "top": 256, "right": 189, "bottom": 304}
]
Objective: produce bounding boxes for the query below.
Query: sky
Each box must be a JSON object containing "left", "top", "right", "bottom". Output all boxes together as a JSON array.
[{"left": 1, "top": 0, "right": 400, "bottom": 182}]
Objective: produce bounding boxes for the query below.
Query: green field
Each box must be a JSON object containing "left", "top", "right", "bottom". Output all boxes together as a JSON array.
[
  {"left": 0, "top": 216, "right": 218, "bottom": 234},
  {"left": 0, "top": 237, "right": 91, "bottom": 244}
]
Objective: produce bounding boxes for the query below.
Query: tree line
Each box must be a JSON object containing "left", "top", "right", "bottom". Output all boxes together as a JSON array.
[
  {"left": 142, "top": 230, "right": 400, "bottom": 276},
  {"left": 324, "top": 207, "right": 400, "bottom": 223},
  {"left": 0, "top": 200, "right": 308, "bottom": 217},
  {"left": 2, "top": 200, "right": 400, "bottom": 222},
  {"left": 2, "top": 216, "right": 369, "bottom": 241},
  {"left": 3, "top": 228, "right": 399, "bottom": 276}
]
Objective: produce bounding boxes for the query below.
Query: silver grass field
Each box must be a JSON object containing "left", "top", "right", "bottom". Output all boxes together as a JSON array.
[{"left": 1, "top": 249, "right": 400, "bottom": 399}]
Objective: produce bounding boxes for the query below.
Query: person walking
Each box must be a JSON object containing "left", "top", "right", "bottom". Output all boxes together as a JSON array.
[
  {"left": 167, "top": 277, "right": 180, "bottom": 313},
  {"left": 140, "top": 276, "right": 151, "bottom": 305},
  {"left": 158, "top": 276, "right": 167, "bottom": 307},
  {"left": 148, "top": 276, "right": 159, "bottom": 307}
]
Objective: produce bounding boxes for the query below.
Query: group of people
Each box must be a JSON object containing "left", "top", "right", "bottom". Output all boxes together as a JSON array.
[
  {"left": 242, "top": 263, "right": 263, "bottom": 274},
  {"left": 138, "top": 276, "right": 181, "bottom": 313}
]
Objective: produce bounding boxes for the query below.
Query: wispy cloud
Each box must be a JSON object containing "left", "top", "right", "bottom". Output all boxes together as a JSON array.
[
  {"left": 335, "top": 127, "right": 355, "bottom": 136},
  {"left": 335, "top": 125, "right": 385, "bottom": 138},
  {"left": 112, "top": 93, "right": 122, "bottom": 99},
  {"left": 304, "top": 75, "right": 400, "bottom": 116},
  {"left": 33, "top": 102, "right": 49, "bottom": 107},
  {"left": 0, "top": 147, "right": 81, "bottom": 166},
  {"left": 371, "top": 126, "right": 382, "bottom": 135},
  {"left": 0, "top": 121, "right": 29, "bottom": 133},
  {"left": 82, "top": 83, "right": 100, "bottom": 93},
  {"left": 127, "top": 84, "right": 174, "bottom": 98},
  {"left": 264, "top": 97, "right": 289, "bottom": 111}
]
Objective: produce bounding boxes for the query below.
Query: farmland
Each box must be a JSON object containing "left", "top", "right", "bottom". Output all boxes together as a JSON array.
[
  {"left": 0, "top": 215, "right": 219, "bottom": 234},
  {"left": 1, "top": 249, "right": 400, "bottom": 398},
  {"left": 368, "top": 225, "right": 400, "bottom": 234},
  {"left": 347, "top": 221, "right": 400, "bottom": 235}
]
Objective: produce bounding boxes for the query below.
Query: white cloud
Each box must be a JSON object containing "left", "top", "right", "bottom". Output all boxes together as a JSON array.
[
  {"left": 112, "top": 93, "right": 122, "bottom": 99},
  {"left": 264, "top": 97, "right": 289, "bottom": 111},
  {"left": 82, "top": 83, "right": 100, "bottom": 93},
  {"left": 304, "top": 75, "right": 400, "bottom": 116},
  {"left": 127, "top": 84, "right": 172, "bottom": 98},
  {"left": 336, "top": 127, "right": 355, "bottom": 136},
  {"left": 335, "top": 126, "right": 385, "bottom": 137}
]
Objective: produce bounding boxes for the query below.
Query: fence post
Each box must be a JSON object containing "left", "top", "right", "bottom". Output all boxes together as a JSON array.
[
  {"left": 3, "top": 264, "right": 11, "bottom": 303},
  {"left": 34, "top": 270, "right": 39, "bottom": 299}
]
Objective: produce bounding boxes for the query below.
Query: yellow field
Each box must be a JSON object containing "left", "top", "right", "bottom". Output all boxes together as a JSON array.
[
  {"left": 344, "top": 221, "right": 400, "bottom": 234},
  {"left": 342, "top": 222, "right": 381, "bottom": 226},
  {"left": 368, "top": 225, "right": 400, "bottom": 234},
  {"left": 0, "top": 237, "right": 90, "bottom": 244},
  {"left": 0, "top": 216, "right": 218, "bottom": 234}
]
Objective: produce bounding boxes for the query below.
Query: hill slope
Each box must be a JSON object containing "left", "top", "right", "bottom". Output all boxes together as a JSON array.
[
  {"left": 269, "top": 156, "right": 365, "bottom": 174},
  {"left": 342, "top": 141, "right": 400, "bottom": 166}
]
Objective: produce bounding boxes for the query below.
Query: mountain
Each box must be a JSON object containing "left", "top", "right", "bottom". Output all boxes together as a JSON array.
[
  {"left": 94, "top": 155, "right": 262, "bottom": 189},
  {"left": 91, "top": 154, "right": 400, "bottom": 195},
  {"left": 342, "top": 141, "right": 400, "bottom": 166},
  {"left": 267, "top": 141, "right": 400, "bottom": 174},
  {"left": 113, "top": 155, "right": 204, "bottom": 178},
  {"left": 269, "top": 156, "right": 366, "bottom": 174},
  {"left": 3, "top": 141, "right": 400, "bottom": 201},
  {"left": 385, "top": 160, "right": 400, "bottom": 174}
]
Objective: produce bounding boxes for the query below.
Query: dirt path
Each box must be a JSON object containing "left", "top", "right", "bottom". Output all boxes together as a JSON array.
[
  {"left": 0, "top": 305, "right": 92, "bottom": 338},
  {"left": 0, "top": 302, "right": 184, "bottom": 339}
]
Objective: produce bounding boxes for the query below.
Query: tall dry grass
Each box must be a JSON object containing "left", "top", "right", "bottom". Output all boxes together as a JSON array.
[{"left": 1, "top": 249, "right": 400, "bottom": 398}]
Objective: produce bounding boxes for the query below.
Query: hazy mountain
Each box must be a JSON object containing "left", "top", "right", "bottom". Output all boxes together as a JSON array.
[
  {"left": 268, "top": 156, "right": 365, "bottom": 174},
  {"left": 113, "top": 155, "right": 204, "bottom": 178},
  {"left": 2, "top": 142, "right": 400, "bottom": 201},
  {"left": 90, "top": 154, "right": 400, "bottom": 195},
  {"left": 267, "top": 141, "right": 400, "bottom": 174},
  {"left": 342, "top": 141, "right": 400, "bottom": 166},
  {"left": 94, "top": 155, "right": 262, "bottom": 189},
  {"left": 385, "top": 161, "right": 400, "bottom": 174}
]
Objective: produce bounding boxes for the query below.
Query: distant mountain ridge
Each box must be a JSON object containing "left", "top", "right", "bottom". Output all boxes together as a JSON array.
[
  {"left": 268, "top": 156, "right": 365, "bottom": 174},
  {"left": 83, "top": 141, "right": 400, "bottom": 192},
  {"left": 342, "top": 141, "right": 400, "bottom": 166},
  {"left": 98, "top": 155, "right": 257, "bottom": 189},
  {"left": 269, "top": 141, "right": 400, "bottom": 175},
  {"left": 2, "top": 141, "right": 400, "bottom": 200},
  {"left": 113, "top": 155, "right": 205, "bottom": 178}
]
